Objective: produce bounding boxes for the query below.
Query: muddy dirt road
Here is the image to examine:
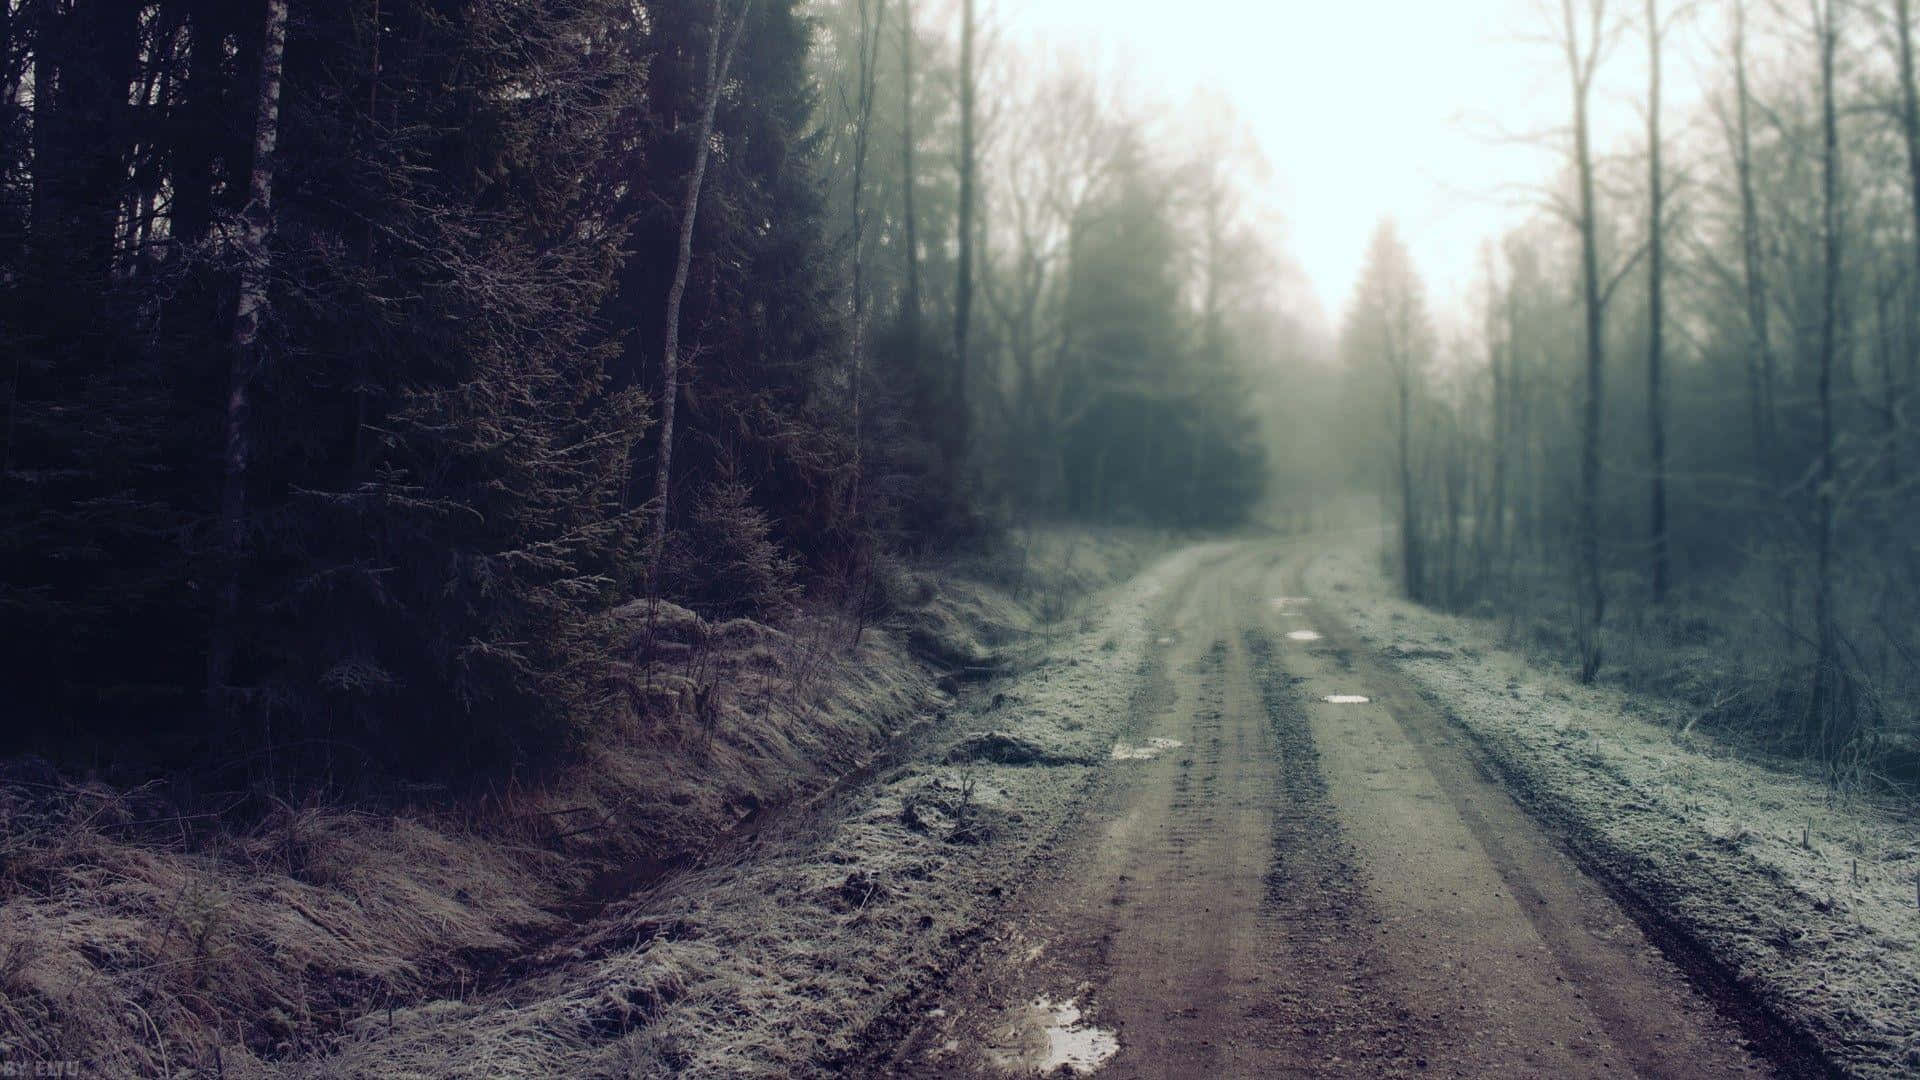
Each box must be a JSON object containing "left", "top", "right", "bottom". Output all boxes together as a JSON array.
[{"left": 863, "top": 538, "right": 1788, "bottom": 1078}]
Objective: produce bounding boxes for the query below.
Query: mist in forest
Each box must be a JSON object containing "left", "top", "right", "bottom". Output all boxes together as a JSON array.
[{"left": 2, "top": 0, "right": 1916, "bottom": 786}]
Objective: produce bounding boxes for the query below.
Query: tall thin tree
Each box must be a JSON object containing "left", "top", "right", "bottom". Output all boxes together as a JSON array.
[
  {"left": 1731, "top": 0, "right": 1776, "bottom": 479},
  {"left": 1645, "top": 0, "right": 1670, "bottom": 602},
  {"left": 1559, "top": 0, "right": 1612, "bottom": 682},
  {"left": 846, "top": 0, "right": 887, "bottom": 516},
  {"left": 951, "top": 0, "right": 975, "bottom": 478},
  {"left": 898, "top": 0, "right": 921, "bottom": 343},
  {"left": 1808, "top": 0, "right": 1845, "bottom": 749},
  {"left": 207, "top": 0, "right": 290, "bottom": 717},
  {"left": 650, "top": 0, "right": 753, "bottom": 569}
]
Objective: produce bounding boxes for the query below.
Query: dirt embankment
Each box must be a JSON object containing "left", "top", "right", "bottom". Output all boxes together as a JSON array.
[{"left": 0, "top": 527, "right": 1166, "bottom": 1077}]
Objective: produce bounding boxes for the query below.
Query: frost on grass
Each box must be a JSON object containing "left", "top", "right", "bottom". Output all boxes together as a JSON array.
[
  {"left": 1307, "top": 545, "right": 1920, "bottom": 1078},
  {"left": 1110, "top": 737, "right": 1183, "bottom": 761},
  {"left": 273, "top": 538, "right": 1208, "bottom": 1078}
]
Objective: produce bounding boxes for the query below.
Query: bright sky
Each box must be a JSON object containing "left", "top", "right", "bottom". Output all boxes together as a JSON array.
[{"left": 994, "top": 0, "right": 1712, "bottom": 334}]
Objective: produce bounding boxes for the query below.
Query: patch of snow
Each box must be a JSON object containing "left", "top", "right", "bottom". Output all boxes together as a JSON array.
[
  {"left": 1109, "top": 737, "right": 1184, "bottom": 761},
  {"left": 985, "top": 996, "right": 1119, "bottom": 1077},
  {"left": 1286, "top": 630, "right": 1323, "bottom": 642},
  {"left": 1323, "top": 694, "right": 1371, "bottom": 704}
]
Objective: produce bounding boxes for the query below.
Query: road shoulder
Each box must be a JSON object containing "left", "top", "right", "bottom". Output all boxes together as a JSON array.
[{"left": 1306, "top": 543, "right": 1919, "bottom": 1079}]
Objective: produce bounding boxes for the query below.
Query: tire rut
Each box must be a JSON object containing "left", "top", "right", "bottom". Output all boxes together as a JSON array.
[{"left": 1242, "top": 626, "right": 1429, "bottom": 1076}]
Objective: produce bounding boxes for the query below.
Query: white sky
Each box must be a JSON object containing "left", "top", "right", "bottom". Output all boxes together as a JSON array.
[{"left": 993, "top": 0, "right": 1714, "bottom": 333}]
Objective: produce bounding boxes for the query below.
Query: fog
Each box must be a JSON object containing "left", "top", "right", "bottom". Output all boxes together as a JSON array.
[{"left": 1000, "top": 0, "right": 1717, "bottom": 321}]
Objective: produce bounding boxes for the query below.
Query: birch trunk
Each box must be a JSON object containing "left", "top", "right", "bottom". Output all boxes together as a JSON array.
[{"left": 649, "top": 0, "right": 751, "bottom": 568}]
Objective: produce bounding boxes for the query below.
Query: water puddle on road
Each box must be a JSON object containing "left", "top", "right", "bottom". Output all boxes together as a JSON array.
[
  {"left": 984, "top": 996, "right": 1119, "bottom": 1076},
  {"left": 1110, "top": 737, "right": 1184, "bottom": 761},
  {"left": 1323, "top": 694, "right": 1372, "bottom": 704},
  {"left": 1286, "top": 630, "right": 1323, "bottom": 642}
]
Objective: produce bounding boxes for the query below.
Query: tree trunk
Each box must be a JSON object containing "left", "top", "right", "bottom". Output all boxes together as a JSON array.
[
  {"left": 1808, "top": 0, "right": 1842, "bottom": 752},
  {"left": 1563, "top": 0, "right": 1608, "bottom": 682},
  {"left": 1646, "top": 0, "right": 1670, "bottom": 603},
  {"left": 1486, "top": 246, "right": 1509, "bottom": 585},
  {"left": 1894, "top": 0, "right": 1918, "bottom": 474},
  {"left": 649, "top": 0, "right": 751, "bottom": 568},
  {"left": 207, "top": 0, "right": 289, "bottom": 718},
  {"left": 951, "top": 0, "right": 975, "bottom": 478},
  {"left": 1877, "top": 275, "right": 1899, "bottom": 490},
  {"left": 847, "top": 0, "right": 886, "bottom": 518},
  {"left": 898, "top": 0, "right": 920, "bottom": 344},
  {"left": 1398, "top": 372, "right": 1419, "bottom": 600},
  {"left": 1732, "top": 0, "right": 1775, "bottom": 483}
]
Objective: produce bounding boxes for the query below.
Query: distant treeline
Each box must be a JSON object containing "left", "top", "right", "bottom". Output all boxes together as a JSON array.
[
  {"left": 0, "top": 0, "right": 1299, "bottom": 779},
  {"left": 1339, "top": 0, "right": 1920, "bottom": 781}
]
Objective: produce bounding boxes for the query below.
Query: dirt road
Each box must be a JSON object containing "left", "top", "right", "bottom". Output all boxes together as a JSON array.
[{"left": 863, "top": 538, "right": 1789, "bottom": 1078}]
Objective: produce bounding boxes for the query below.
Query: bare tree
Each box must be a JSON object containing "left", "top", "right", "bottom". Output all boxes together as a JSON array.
[
  {"left": 1342, "top": 219, "right": 1434, "bottom": 601},
  {"left": 208, "top": 0, "right": 290, "bottom": 716},
  {"left": 846, "top": 0, "right": 888, "bottom": 516},
  {"left": 1897, "top": 0, "right": 1920, "bottom": 316},
  {"left": 1645, "top": 0, "right": 1672, "bottom": 602},
  {"left": 650, "top": 0, "right": 752, "bottom": 569},
  {"left": 1808, "top": 0, "right": 1846, "bottom": 750},
  {"left": 951, "top": 0, "right": 975, "bottom": 478},
  {"left": 898, "top": 0, "right": 921, "bottom": 343},
  {"left": 1481, "top": 242, "right": 1510, "bottom": 585},
  {"left": 1730, "top": 0, "right": 1777, "bottom": 478},
  {"left": 1557, "top": 0, "right": 1615, "bottom": 682}
]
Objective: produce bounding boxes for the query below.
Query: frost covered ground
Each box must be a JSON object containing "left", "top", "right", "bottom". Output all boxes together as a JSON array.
[
  {"left": 1306, "top": 542, "right": 1920, "bottom": 1078},
  {"left": 273, "top": 539, "right": 1222, "bottom": 1078}
]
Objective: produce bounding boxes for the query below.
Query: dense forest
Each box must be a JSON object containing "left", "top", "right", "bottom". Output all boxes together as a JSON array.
[
  {"left": 1338, "top": 0, "right": 1920, "bottom": 784},
  {"left": 0, "top": 0, "right": 1295, "bottom": 782}
]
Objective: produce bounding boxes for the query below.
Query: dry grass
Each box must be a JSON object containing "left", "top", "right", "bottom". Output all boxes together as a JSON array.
[
  {"left": 0, "top": 526, "right": 1164, "bottom": 1076},
  {"left": 288, "top": 529, "right": 1192, "bottom": 1080},
  {"left": 1482, "top": 551, "right": 1920, "bottom": 795},
  {"left": 0, "top": 780, "right": 568, "bottom": 1074}
]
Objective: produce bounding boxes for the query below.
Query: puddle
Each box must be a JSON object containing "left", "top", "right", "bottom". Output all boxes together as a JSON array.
[
  {"left": 1323, "top": 694, "right": 1371, "bottom": 704},
  {"left": 1110, "top": 737, "right": 1184, "bottom": 761},
  {"left": 985, "top": 996, "right": 1119, "bottom": 1076},
  {"left": 1285, "top": 630, "right": 1323, "bottom": 642}
]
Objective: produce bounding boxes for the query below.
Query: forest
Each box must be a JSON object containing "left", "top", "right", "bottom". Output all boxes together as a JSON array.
[
  {"left": 0, "top": 0, "right": 1289, "bottom": 783},
  {"left": 1338, "top": 0, "right": 1920, "bottom": 786},
  {"left": 12, "top": 0, "right": 1920, "bottom": 1076}
]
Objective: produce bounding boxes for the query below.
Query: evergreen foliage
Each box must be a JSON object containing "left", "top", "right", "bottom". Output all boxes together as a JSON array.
[{"left": 0, "top": 0, "right": 1300, "bottom": 781}]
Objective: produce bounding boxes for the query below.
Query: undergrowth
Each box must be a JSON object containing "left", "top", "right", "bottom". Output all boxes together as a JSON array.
[{"left": 0, "top": 525, "right": 1162, "bottom": 1075}]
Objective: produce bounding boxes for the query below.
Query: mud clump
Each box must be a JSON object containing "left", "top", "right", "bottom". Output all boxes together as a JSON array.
[
  {"left": 1384, "top": 644, "right": 1454, "bottom": 661},
  {"left": 943, "top": 730, "right": 1087, "bottom": 767},
  {"left": 900, "top": 776, "right": 1021, "bottom": 845},
  {"left": 832, "top": 870, "right": 891, "bottom": 912}
]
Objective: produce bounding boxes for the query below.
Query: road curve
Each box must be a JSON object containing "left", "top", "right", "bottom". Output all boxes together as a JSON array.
[{"left": 862, "top": 537, "right": 1789, "bottom": 1079}]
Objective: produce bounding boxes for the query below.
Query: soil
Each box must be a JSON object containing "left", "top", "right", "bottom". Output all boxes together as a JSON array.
[{"left": 857, "top": 538, "right": 1804, "bottom": 1078}]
